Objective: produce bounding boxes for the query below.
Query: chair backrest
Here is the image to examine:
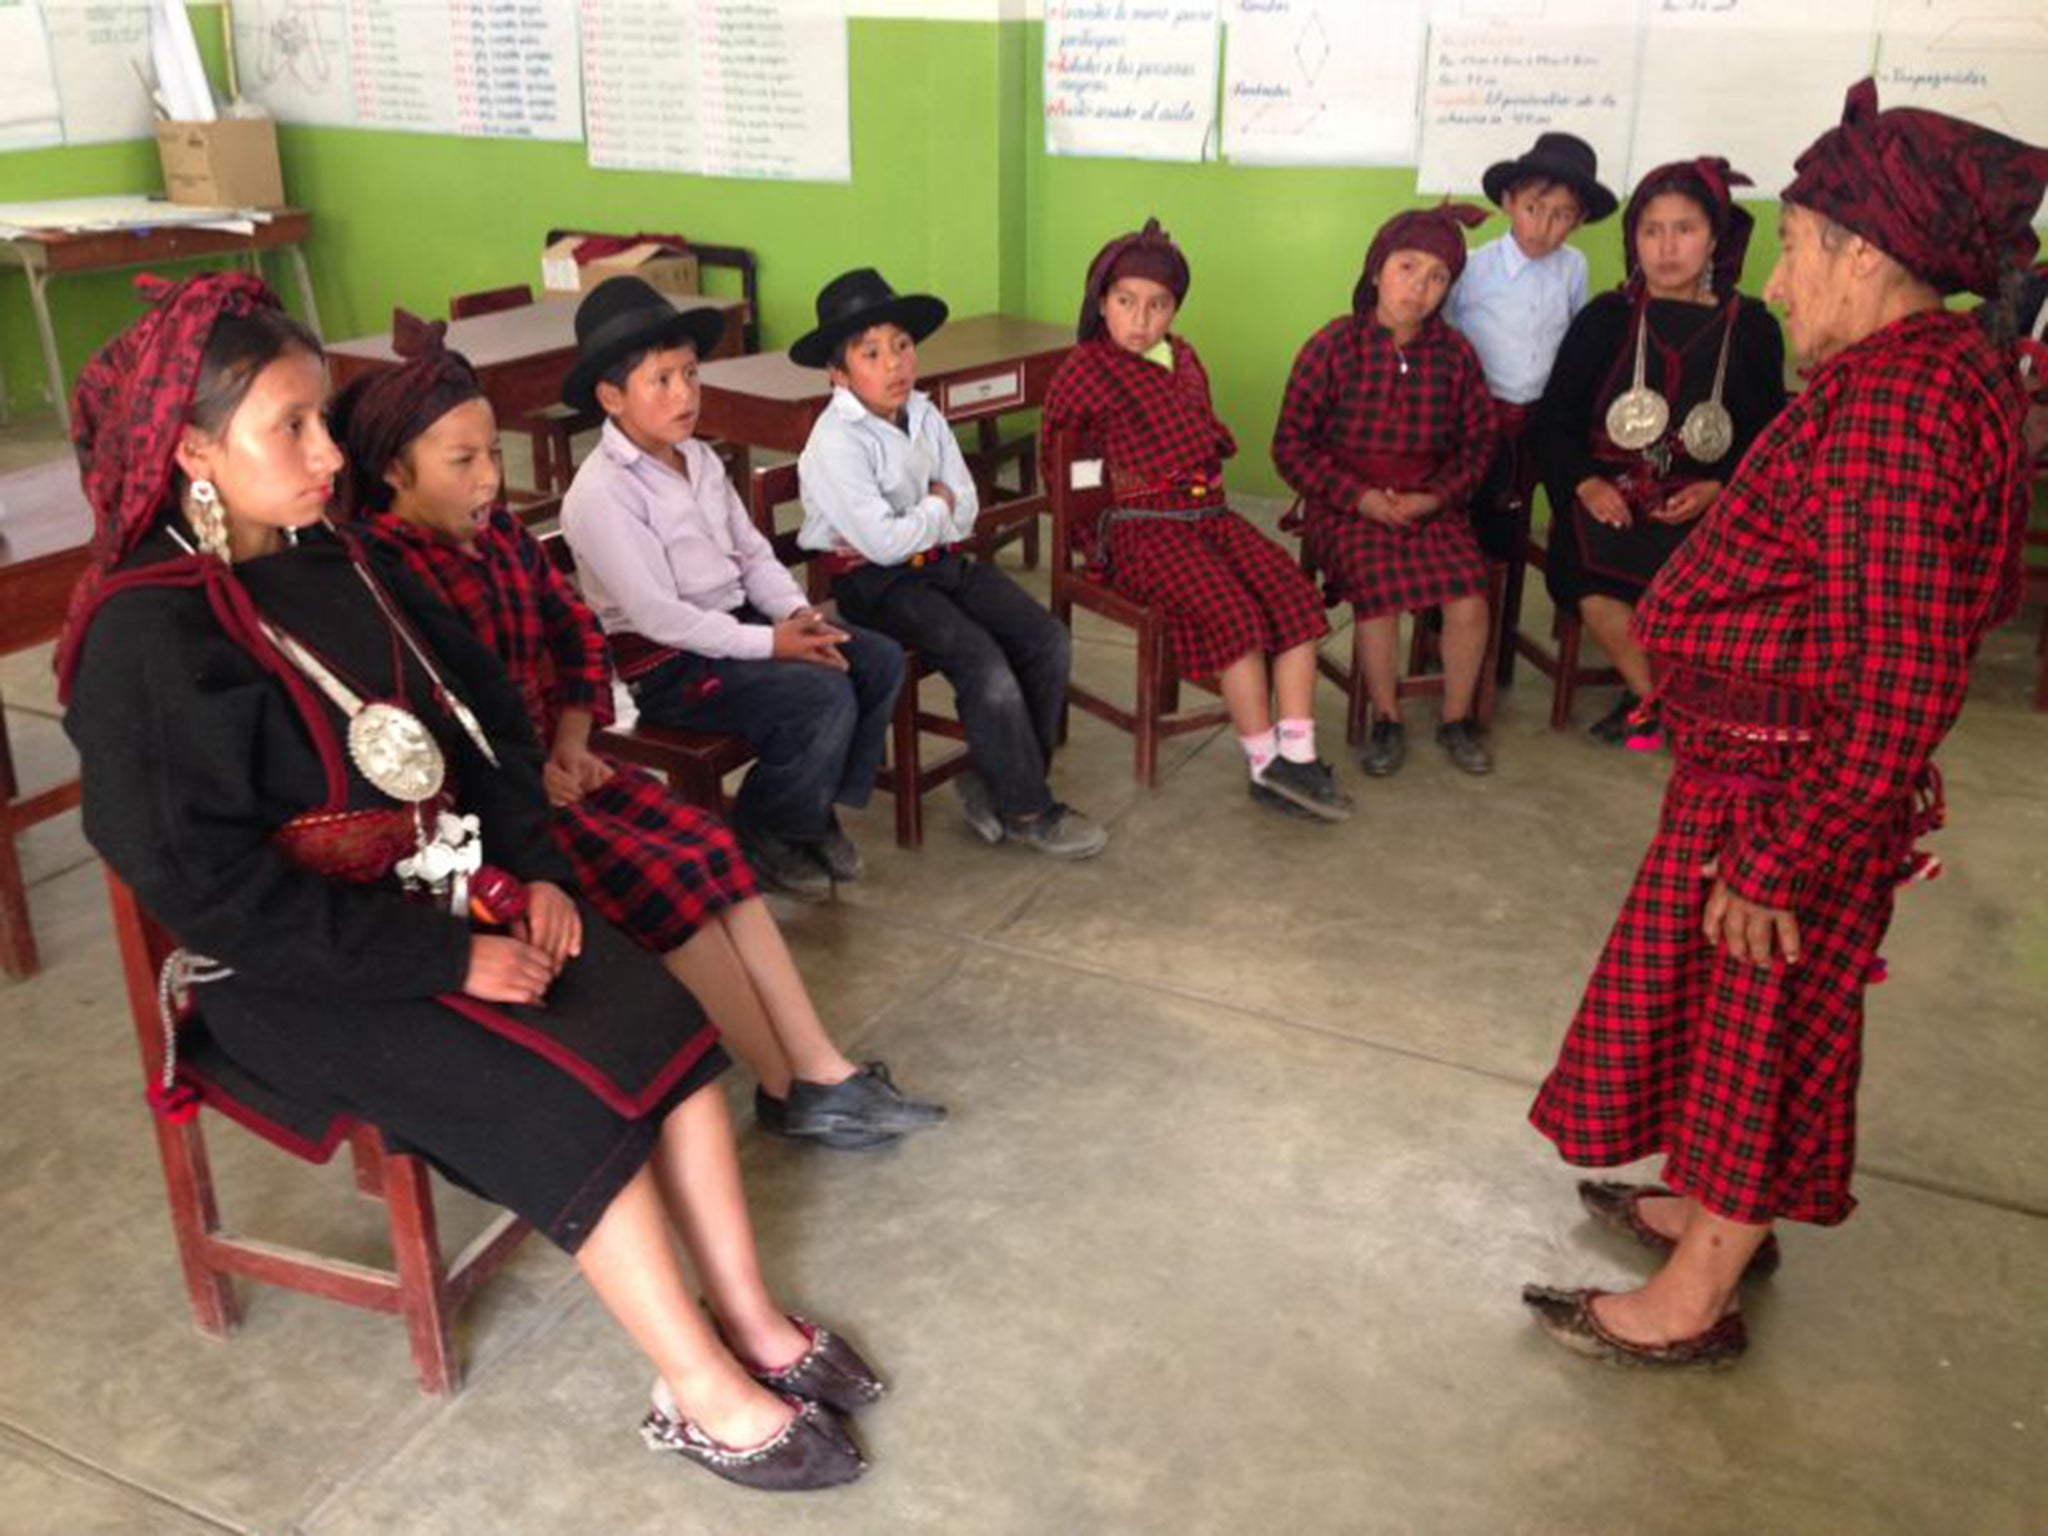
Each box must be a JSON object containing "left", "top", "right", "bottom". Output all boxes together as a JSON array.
[
  {"left": 510, "top": 492, "right": 564, "bottom": 533},
  {"left": 1042, "top": 429, "right": 1110, "bottom": 576},
  {"left": 449, "top": 284, "right": 535, "bottom": 320},
  {"left": 747, "top": 460, "right": 827, "bottom": 603},
  {"left": 542, "top": 229, "right": 761, "bottom": 354}
]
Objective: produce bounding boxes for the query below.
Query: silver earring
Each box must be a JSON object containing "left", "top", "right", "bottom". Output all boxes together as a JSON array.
[{"left": 188, "top": 478, "right": 231, "bottom": 562}]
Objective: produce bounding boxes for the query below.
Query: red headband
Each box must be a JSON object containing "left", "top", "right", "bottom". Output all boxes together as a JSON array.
[
  {"left": 331, "top": 309, "right": 486, "bottom": 516},
  {"left": 1353, "top": 201, "right": 1491, "bottom": 317},
  {"left": 1078, "top": 218, "right": 1191, "bottom": 342}
]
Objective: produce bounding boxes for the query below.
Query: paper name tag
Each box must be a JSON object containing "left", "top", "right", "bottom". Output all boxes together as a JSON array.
[{"left": 1070, "top": 459, "right": 1104, "bottom": 490}]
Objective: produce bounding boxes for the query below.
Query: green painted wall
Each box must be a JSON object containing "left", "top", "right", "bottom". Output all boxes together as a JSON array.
[{"left": 3, "top": 11, "right": 1799, "bottom": 500}]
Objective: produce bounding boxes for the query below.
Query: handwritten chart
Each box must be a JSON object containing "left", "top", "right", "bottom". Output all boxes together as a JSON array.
[
  {"left": 234, "top": 0, "right": 580, "bottom": 139},
  {"left": 1418, "top": 0, "right": 1638, "bottom": 195},
  {"left": 1878, "top": 2, "right": 2048, "bottom": 159},
  {"left": 42, "top": 1, "right": 155, "bottom": 145},
  {"left": 1045, "top": 1, "right": 1223, "bottom": 163},
  {"left": 1631, "top": 0, "right": 1879, "bottom": 194},
  {"left": 0, "top": 3, "right": 64, "bottom": 152},
  {"left": 1224, "top": 0, "right": 1428, "bottom": 166},
  {"left": 581, "top": 0, "right": 852, "bottom": 182}
]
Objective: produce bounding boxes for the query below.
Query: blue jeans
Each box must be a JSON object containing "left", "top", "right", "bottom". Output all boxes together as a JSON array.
[
  {"left": 832, "top": 554, "right": 1070, "bottom": 820},
  {"left": 631, "top": 621, "right": 905, "bottom": 844}
]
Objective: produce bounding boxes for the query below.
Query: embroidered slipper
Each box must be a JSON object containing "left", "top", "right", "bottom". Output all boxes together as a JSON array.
[
  {"left": 745, "top": 1314, "right": 887, "bottom": 1414},
  {"left": 1576, "top": 1181, "right": 1782, "bottom": 1280},
  {"left": 641, "top": 1382, "right": 867, "bottom": 1491},
  {"left": 1520, "top": 1285, "right": 1747, "bottom": 1370}
]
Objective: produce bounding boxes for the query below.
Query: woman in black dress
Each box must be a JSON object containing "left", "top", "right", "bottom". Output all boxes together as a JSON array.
[
  {"left": 59, "top": 274, "right": 878, "bottom": 1492},
  {"left": 1532, "top": 158, "right": 1787, "bottom": 742}
]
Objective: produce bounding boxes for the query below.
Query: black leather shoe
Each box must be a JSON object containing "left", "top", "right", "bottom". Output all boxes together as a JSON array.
[
  {"left": 1256, "top": 757, "right": 1354, "bottom": 821},
  {"left": 1588, "top": 691, "right": 1641, "bottom": 745},
  {"left": 814, "top": 815, "right": 865, "bottom": 883},
  {"left": 1435, "top": 719, "right": 1494, "bottom": 776},
  {"left": 1359, "top": 719, "right": 1406, "bottom": 777},
  {"left": 737, "top": 823, "right": 834, "bottom": 903},
  {"left": 747, "top": 1315, "right": 887, "bottom": 1414},
  {"left": 642, "top": 1383, "right": 867, "bottom": 1490}
]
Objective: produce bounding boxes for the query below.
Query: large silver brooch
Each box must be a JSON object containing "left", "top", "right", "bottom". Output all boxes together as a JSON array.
[{"left": 347, "top": 703, "right": 446, "bottom": 803}]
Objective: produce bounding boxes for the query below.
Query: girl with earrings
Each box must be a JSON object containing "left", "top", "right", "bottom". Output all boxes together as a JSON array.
[
  {"left": 1531, "top": 158, "right": 1788, "bottom": 745},
  {"left": 58, "top": 274, "right": 885, "bottom": 1492}
]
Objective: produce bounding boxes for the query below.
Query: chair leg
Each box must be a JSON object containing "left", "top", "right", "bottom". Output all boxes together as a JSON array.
[
  {"left": 150, "top": 1116, "right": 241, "bottom": 1338},
  {"left": 348, "top": 1125, "right": 387, "bottom": 1197},
  {"left": 1552, "top": 613, "right": 1580, "bottom": 731},
  {"left": 381, "top": 1152, "right": 459, "bottom": 1397},
  {"left": 1477, "top": 566, "right": 1506, "bottom": 728},
  {"left": 892, "top": 673, "right": 922, "bottom": 849},
  {"left": 1347, "top": 619, "right": 1370, "bottom": 744},
  {"left": 1134, "top": 623, "right": 1163, "bottom": 787}
]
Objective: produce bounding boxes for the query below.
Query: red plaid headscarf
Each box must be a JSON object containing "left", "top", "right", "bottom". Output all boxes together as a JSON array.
[
  {"left": 330, "top": 309, "right": 485, "bottom": 516},
  {"left": 1078, "top": 218, "right": 1192, "bottom": 342},
  {"left": 1783, "top": 78, "right": 2048, "bottom": 297},
  {"left": 1623, "top": 157, "right": 1756, "bottom": 295},
  {"left": 1352, "top": 201, "right": 1491, "bottom": 317},
  {"left": 55, "top": 271, "right": 279, "bottom": 693}
]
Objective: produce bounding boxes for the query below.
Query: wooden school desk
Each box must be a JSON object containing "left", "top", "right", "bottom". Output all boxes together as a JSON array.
[
  {"left": 696, "top": 313, "right": 1074, "bottom": 560},
  {"left": 327, "top": 294, "right": 750, "bottom": 414},
  {"left": 0, "top": 457, "right": 93, "bottom": 980},
  {"left": 0, "top": 210, "right": 320, "bottom": 434}
]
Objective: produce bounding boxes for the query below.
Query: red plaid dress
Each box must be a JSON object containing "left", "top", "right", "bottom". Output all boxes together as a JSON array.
[
  {"left": 1273, "top": 315, "right": 1498, "bottom": 620},
  {"left": 361, "top": 512, "right": 756, "bottom": 953},
  {"left": 1041, "top": 336, "right": 1329, "bottom": 679},
  {"left": 1531, "top": 311, "right": 2031, "bottom": 1226}
]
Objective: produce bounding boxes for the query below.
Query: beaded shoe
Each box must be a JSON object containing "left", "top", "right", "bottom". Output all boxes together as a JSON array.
[
  {"left": 745, "top": 1315, "right": 888, "bottom": 1414},
  {"left": 1521, "top": 1285, "right": 1747, "bottom": 1370},
  {"left": 641, "top": 1382, "right": 867, "bottom": 1490}
]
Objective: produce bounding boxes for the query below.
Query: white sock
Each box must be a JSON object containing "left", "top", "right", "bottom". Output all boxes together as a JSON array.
[
  {"left": 1277, "top": 718, "right": 1317, "bottom": 764},
  {"left": 1240, "top": 728, "right": 1278, "bottom": 780}
]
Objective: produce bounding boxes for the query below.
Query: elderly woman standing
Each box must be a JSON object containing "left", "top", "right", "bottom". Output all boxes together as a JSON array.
[
  {"left": 1523, "top": 84, "right": 2047, "bottom": 1367},
  {"left": 1532, "top": 158, "right": 1787, "bottom": 744}
]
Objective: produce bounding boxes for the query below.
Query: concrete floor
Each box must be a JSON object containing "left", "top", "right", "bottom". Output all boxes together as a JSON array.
[{"left": 2, "top": 414, "right": 2043, "bottom": 1535}]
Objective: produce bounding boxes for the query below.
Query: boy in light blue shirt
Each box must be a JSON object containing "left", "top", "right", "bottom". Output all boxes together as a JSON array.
[
  {"left": 794, "top": 269, "right": 1106, "bottom": 860},
  {"left": 1445, "top": 132, "right": 1617, "bottom": 571}
]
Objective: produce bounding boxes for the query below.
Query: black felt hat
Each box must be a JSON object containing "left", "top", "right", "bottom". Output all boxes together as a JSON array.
[
  {"left": 562, "top": 276, "right": 728, "bottom": 413},
  {"left": 788, "top": 268, "right": 948, "bottom": 369},
  {"left": 1481, "top": 132, "right": 1618, "bottom": 224}
]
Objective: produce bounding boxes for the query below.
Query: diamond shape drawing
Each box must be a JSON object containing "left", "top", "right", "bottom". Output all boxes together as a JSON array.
[{"left": 1294, "top": 9, "right": 1331, "bottom": 88}]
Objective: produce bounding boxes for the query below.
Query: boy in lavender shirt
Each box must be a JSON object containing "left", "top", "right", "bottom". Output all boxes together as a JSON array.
[{"left": 561, "top": 277, "right": 904, "bottom": 901}]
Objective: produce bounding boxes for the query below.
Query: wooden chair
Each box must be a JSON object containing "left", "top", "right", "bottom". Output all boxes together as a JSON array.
[
  {"left": 745, "top": 461, "right": 973, "bottom": 848},
  {"left": 447, "top": 283, "right": 597, "bottom": 500},
  {"left": 962, "top": 418, "right": 1042, "bottom": 571},
  {"left": 105, "top": 873, "right": 530, "bottom": 1396},
  {"left": 1044, "top": 431, "right": 1229, "bottom": 786},
  {"left": 1511, "top": 521, "right": 1625, "bottom": 731},
  {"left": 1279, "top": 499, "right": 1506, "bottom": 744}
]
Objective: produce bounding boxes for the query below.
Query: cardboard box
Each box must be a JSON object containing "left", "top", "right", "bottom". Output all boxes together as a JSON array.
[
  {"left": 156, "top": 119, "right": 286, "bottom": 209},
  {"left": 542, "top": 237, "right": 700, "bottom": 302}
]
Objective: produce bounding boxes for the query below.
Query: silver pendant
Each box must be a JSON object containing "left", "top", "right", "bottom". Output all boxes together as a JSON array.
[
  {"left": 1680, "top": 400, "right": 1734, "bottom": 464},
  {"left": 1606, "top": 386, "right": 1670, "bottom": 452},
  {"left": 395, "top": 810, "right": 484, "bottom": 914},
  {"left": 348, "top": 702, "right": 447, "bottom": 803}
]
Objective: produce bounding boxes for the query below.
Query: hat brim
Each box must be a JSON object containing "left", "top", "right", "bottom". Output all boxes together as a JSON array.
[
  {"left": 562, "top": 304, "right": 729, "bottom": 413},
  {"left": 788, "top": 294, "right": 949, "bottom": 369},
  {"left": 1481, "top": 157, "right": 1619, "bottom": 224}
]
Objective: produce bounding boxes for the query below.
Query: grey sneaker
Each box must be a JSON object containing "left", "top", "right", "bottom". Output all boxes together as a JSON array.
[
  {"left": 1255, "top": 757, "right": 1354, "bottom": 821},
  {"left": 954, "top": 771, "right": 1005, "bottom": 844},
  {"left": 755, "top": 1086, "right": 899, "bottom": 1151},
  {"left": 782, "top": 1061, "right": 946, "bottom": 1140},
  {"left": 1436, "top": 719, "right": 1494, "bottom": 776},
  {"left": 1004, "top": 803, "right": 1109, "bottom": 859},
  {"left": 814, "top": 815, "right": 865, "bottom": 883},
  {"left": 737, "top": 823, "right": 834, "bottom": 903},
  {"left": 1359, "top": 719, "right": 1407, "bottom": 778}
]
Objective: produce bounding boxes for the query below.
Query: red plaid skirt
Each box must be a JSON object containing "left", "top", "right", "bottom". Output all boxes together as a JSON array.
[
  {"left": 1302, "top": 502, "right": 1490, "bottom": 620},
  {"left": 552, "top": 762, "right": 758, "bottom": 954},
  {"left": 1106, "top": 512, "right": 1330, "bottom": 680},
  {"left": 1529, "top": 724, "right": 1916, "bottom": 1226}
]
